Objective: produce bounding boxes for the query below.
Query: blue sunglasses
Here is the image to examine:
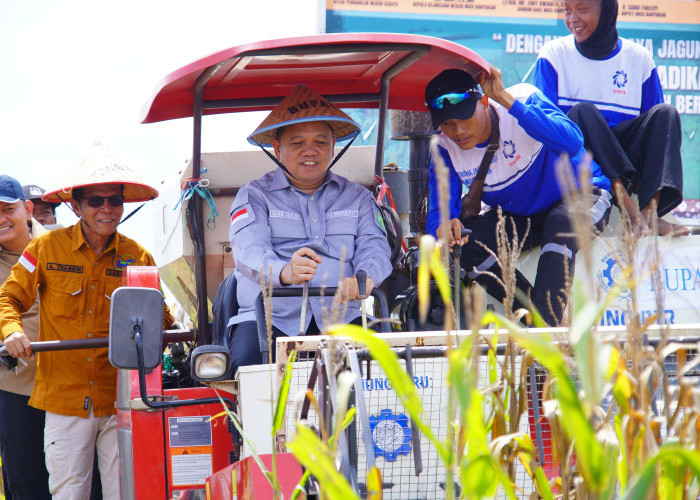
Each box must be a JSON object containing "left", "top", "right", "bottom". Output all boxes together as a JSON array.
[{"left": 427, "top": 88, "right": 480, "bottom": 110}]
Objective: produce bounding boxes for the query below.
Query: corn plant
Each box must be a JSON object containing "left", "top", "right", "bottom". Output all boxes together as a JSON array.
[{"left": 231, "top": 148, "right": 700, "bottom": 499}]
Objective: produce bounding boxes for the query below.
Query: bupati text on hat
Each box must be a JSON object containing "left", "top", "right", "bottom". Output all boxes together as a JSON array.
[{"left": 288, "top": 99, "right": 332, "bottom": 115}]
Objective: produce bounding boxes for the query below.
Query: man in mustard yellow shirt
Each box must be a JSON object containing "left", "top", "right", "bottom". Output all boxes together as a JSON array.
[{"left": 0, "top": 147, "right": 174, "bottom": 500}]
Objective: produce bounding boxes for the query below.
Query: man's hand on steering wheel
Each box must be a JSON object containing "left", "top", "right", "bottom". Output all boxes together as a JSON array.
[{"left": 280, "top": 247, "right": 322, "bottom": 285}]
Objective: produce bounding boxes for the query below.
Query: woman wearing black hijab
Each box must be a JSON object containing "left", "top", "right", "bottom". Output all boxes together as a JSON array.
[{"left": 534, "top": 0, "right": 688, "bottom": 236}]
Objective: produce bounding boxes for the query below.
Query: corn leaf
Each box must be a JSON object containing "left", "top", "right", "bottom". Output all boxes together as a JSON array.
[
  {"left": 287, "top": 424, "right": 360, "bottom": 500},
  {"left": 623, "top": 446, "right": 700, "bottom": 500},
  {"left": 482, "top": 311, "right": 617, "bottom": 492},
  {"left": 429, "top": 243, "right": 451, "bottom": 306},
  {"left": 487, "top": 330, "right": 498, "bottom": 386},
  {"left": 329, "top": 371, "right": 355, "bottom": 450},
  {"left": 461, "top": 455, "right": 500, "bottom": 498},
  {"left": 290, "top": 469, "right": 312, "bottom": 500},
  {"left": 615, "top": 415, "right": 629, "bottom": 493},
  {"left": 366, "top": 466, "right": 382, "bottom": 500},
  {"left": 448, "top": 335, "right": 477, "bottom": 415},
  {"left": 534, "top": 467, "right": 555, "bottom": 500},
  {"left": 657, "top": 456, "right": 683, "bottom": 500},
  {"left": 465, "top": 388, "right": 488, "bottom": 458},
  {"left": 341, "top": 407, "right": 357, "bottom": 432},
  {"left": 570, "top": 281, "right": 611, "bottom": 416},
  {"left": 272, "top": 350, "right": 297, "bottom": 435},
  {"left": 418, "top": 235, "right": 435, "bottom": 324}
]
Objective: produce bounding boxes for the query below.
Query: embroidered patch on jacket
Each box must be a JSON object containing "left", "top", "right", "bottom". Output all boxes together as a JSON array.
[
  {"left": 19, "top": 250, "right": 37, "bottom": 273},
  {"left": 113, "top": 254, "right": 136, "bottom": 269},
  {"left": 325, "top": 210, "right": 358, "bottom": 219},
  {"left": 47, "top": 263, "right": 84, "bottom": 274},
  {"left": 376, "top": 211, "right": 386, "bottom": 232},
  {"left": 231, "top": 207, "right": 250, "bottom": 225},
  {"left": 106, "top": 269, "right": 123, "bottom": 277},
  {"left": 269, "top": 210, "right": 302, "bottom": 221}
]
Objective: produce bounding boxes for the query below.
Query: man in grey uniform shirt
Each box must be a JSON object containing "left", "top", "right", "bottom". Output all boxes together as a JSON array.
[{"left": 228, "top": 85, "right": 392, "bottom": 374}]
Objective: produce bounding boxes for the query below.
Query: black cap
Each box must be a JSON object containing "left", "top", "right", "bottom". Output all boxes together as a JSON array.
[
  {"left": 22, "top": 184, "right": 59, "bottom": 207},
  {"left": 425, "top": 69, "right": 482, "bottom": 129}
]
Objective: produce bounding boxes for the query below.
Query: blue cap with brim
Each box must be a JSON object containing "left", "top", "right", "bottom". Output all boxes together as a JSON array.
[{"left": 0, "top": 175, "right": 26, "bottom": 203}]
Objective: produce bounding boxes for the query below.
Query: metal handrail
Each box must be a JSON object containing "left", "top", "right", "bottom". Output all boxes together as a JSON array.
[
  {"left": 254, "top": 286, "right": 393, "bottom": 364},
  {"left": 0, "top": 329, "right": 195, "bottom": 357}
]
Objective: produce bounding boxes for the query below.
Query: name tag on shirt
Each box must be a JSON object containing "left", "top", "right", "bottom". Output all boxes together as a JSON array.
[
  {"left": 269, "top": 210, "right": 302, "bottom": 221},
  {"left": 326, "top": 210, "right": 358, "bottom": 219}
]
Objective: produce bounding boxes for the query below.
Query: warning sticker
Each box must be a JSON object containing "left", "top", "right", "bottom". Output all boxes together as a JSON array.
[
  {"left": 169, "top": 416, "right": 213, "bottom": 486},
  {"left": 171, "top": 453, "right": 213, "bottom": 486}
]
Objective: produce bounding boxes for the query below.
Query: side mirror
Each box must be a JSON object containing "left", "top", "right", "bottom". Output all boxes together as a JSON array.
[
  {"left": 191, "top": 345, "right": 230, "bottom": 382},
  {"left": 109, "top": 287, "right": 164, "bottom": 370},
  {"left": 109, "top": 286, "right": 234, "bottom": 411}
]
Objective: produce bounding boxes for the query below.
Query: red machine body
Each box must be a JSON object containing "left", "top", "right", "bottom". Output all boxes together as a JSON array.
[
  {"left": 163, "top": 387, "right": 236, "bottom": 497},
  {"left": 206, "top": 454, "right": 303, "bottom": 500},
  {"left": 117, "top": 267, "right": 235, "bottom": 498}
]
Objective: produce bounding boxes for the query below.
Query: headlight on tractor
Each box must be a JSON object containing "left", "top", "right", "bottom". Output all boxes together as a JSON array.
[{"left": 191, "top": 345, "right": 230, "bottom": 382}]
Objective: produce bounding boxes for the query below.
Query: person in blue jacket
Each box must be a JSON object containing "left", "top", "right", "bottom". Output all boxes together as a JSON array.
[
  {"left": 533, "top": 0, "right": 687, "bottom": 236},
  {"left": 425, "top": 66, "right": 612, "bottom": 326}
]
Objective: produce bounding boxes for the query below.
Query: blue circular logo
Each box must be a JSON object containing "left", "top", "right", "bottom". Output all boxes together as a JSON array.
[
  {"left": 613, "top": 70, "right": 628, "bottom": 89},
  {"left": 369, "top": 409, "right": 412, "bottom": 461},
  {"left": 502, "top": 140, "right": 516, "bottom": 159}
]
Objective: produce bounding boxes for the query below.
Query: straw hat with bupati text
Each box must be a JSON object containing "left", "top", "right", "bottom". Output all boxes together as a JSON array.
[
  {"left": 42, "top": 143, "right": 159, "bottom": 203},
  {"left": 247, "top": 84, "right": 360, "bottom": 147}
]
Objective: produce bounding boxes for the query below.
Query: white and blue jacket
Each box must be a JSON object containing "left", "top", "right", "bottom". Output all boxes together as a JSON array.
[
  {"left": 534, "top": 36, "right": 664, "bottom": 128},
  {"left": 426, "top": 84, "right": 610, "bottom": 236}
]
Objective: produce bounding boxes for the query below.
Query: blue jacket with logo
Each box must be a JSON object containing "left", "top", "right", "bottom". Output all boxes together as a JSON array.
[
  {"left": 426, "top": 84, "right": 610, "bottom": 236},
  {"left": 533, "top": 36, "right": 664, "bottom": 128}
]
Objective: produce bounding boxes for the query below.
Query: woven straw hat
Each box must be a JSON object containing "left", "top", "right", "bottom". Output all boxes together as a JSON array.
[
  {"left": 248, "top": 85, "right": 360, "bottom": 147},
  {"left": 43, "top": 144, "right": 159, "bottom": 203}
]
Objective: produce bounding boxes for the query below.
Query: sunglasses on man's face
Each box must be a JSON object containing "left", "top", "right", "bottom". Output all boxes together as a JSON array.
[
  {"left": 82, "top": 195, "right": 125, "bottom": 208},
  {"left": 427, "top": 88, "right": 480, "bottom": 110}
]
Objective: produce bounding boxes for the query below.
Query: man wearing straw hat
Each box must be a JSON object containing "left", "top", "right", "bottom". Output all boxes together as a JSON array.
[
  {"left": 228, "top": 84, "right": 392, "bottom": 374},
  {"left": 0, "top": 144, "right": 174, "bottom": 499}
]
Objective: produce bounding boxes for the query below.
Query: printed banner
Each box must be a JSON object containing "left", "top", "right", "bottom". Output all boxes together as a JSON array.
[
  {"left": 327, "top": 0, "right": 700, "bottom": 24},
  {"left": 326, "top": 2, "right": 700, "bottom": 199}
]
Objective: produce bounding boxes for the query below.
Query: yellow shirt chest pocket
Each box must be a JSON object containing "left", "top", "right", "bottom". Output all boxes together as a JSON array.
[{"left": 44, "top": 275, "right": 84, "bottom": 320}]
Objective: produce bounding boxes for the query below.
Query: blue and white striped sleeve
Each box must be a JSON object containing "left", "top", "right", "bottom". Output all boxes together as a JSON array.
[
  {"left": 426, "top": 145, "right": 462, "bottom": 237},
  {"left": 641, "top": 67, "right": 664, "bottom": 114},
  {"left": 532, "top": 57, "right": 560, "bottom": 108},
  {"left": 509, "top": 89, "right": 584, "bottom": 156}
]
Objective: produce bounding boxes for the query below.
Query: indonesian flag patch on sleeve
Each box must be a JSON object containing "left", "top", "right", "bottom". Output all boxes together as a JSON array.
[
  {"left": 19, "top": 250, "right": 37, "bottom": 273},
  {"left": 230, "top": 207, "right": 249, "bottom": 226},
  {"left": 228, "top": 191, "right": 255, "bottom": 236}
]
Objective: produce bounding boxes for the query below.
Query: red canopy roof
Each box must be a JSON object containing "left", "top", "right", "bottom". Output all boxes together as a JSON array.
[{"left": 141, "top": 33, "right": 489, "bottom": 124}]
